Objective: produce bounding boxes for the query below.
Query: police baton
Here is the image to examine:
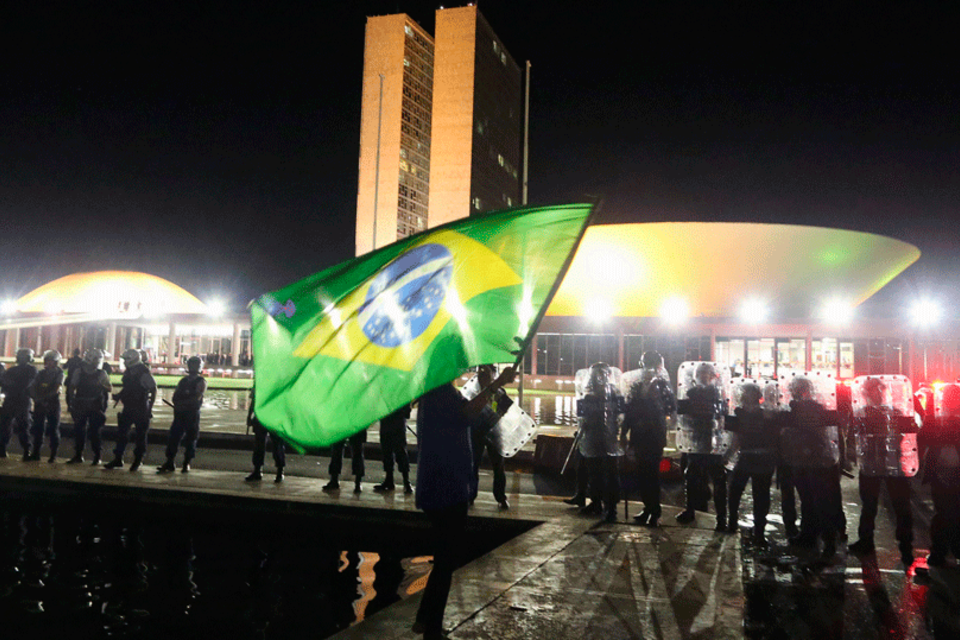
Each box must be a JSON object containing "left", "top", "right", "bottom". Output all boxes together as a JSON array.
[
  {"left": 560, "top": 429, "right": 582, "bottom": 476},
  {"left": 162, "top": 398, "right": 176, "bottom": 409}
]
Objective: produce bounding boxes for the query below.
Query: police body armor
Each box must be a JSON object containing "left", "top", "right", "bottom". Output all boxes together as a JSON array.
[
  {"left": 725, "top": 378, "right": 779, "bottom": 474},
  {"left": 675, "top": 361, "right": 731, "bottom": 455},
  {"left": 118, "top": 362, "right": 152, "bottom": 415},
  {"left": 620, "top": 367, "right": 676, "bottom": 448},
  {"left": 173, "top": 375, "right": 206, "bottom": 412},
  {"left": 73, "top": 369, "right": 107, "bottom": 414},
  {"left": 460, "top": 374, "right": 537, "bottom": 458},
  {"left": 851, "top": 375, "right": 919, "bottom": 477},
  {"left": 778, "top": 372, "right": 840, "bottom": 468},
  {"left": 575, "top": 365, "right": 623, "bottom": 458}
]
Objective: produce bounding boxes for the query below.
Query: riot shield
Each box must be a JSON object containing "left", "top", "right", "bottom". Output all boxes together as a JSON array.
[
  {"left": 460, "top": 373, "right": 538, "bottom": 458},
  {"left": 850, "top": 375, "right": 919, "bottom": 477},
  {"left": 779, "top": 371, "right": 840, "bottom": 468},
  {"left": 675, "top": 361, "right": 732, "bottom": 455}
]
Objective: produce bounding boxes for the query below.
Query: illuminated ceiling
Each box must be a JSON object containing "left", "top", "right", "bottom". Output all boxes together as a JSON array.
[
  {"left": 15, "top": 271, "right": 209, "bottom": 318},
  {"left": 546, "top": 222, "right": 920, "bottom": 318}
]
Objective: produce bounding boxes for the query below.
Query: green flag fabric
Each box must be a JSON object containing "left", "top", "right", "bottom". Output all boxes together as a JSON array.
[{"left": 250, "top": 203, "right": 594, "bottom": 450}]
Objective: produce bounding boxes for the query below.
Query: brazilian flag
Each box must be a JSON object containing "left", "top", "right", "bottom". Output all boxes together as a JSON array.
[{"left": 250, "top": 203, "right": 594, "bottom": 450}]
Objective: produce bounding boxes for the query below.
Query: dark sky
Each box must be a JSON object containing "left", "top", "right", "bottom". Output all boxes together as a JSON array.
[{"left": 3, "top": 1, "right": 957, "bottom": 315}]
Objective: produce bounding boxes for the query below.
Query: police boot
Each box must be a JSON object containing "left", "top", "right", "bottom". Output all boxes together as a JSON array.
[
  {"left": 373, "top": 474, "right": 395, "bottom": 492},
  {"left": 354, "top": 476, "right": 363, "bottom": 494},
  {"left": 322, "top": 475, "right": 340, "bottom": 491},
  {"left": 129, "top": 455, "right": 143, "bottom": 472},
  {"left": 48, "top": 445, "right": 58, "bottom": 463},
  {"left": 899, "top": 542, "right": 914, "bottom": 567},
  {"left": 563, "top": 493, "right": 586, "bottom": 507},
  {"left": 274, "top": 466, "right": 284, "bottom": 483},
  {"left": 245, "top": 466, "right": 263, "bottom": 482},
  {"left": 104, "top": 457, "right": 124, "bottom": 470},
  {"left": 91, "top": 450, "right": 101, "bottom": 466},
  {"left": 67, "top": 453, "right": 84, "bottom": 464},
  {"left": 157, "top": 458, "right": 176, "bottom": 474},
  {"left": 28, "top": 445, "right": 42, "bottom": 462},
  {"left": 181, "top": 460, "right": 191, "bottom": 473},
  {"left": 675, "top": 509, "right": 696, "bottom": 524},
  {"left": 402, "top": 474, "right": 413, "bottom": 494},
  {"left": 848, "top": 538, "right": 876, "bottom": 555}
]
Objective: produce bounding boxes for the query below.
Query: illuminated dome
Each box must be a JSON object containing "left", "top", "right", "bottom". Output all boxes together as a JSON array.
[
  {"left": 15, "top": 271, "right": 209, "bottom": 318},
  {"left": 547, "top": 223, "right": 920, "bottom": 318}
]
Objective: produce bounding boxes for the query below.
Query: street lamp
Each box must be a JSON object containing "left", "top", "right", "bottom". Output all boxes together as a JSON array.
[{"left": 660, "top": 296, "right": 689, "bottom": 326}]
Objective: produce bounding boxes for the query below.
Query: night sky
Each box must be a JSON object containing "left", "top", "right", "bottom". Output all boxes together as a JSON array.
[{"left": 3, "top": 1, "right": 957, "bottom": 316}]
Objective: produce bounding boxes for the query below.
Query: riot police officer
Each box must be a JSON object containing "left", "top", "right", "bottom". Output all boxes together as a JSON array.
[
  {"left": 848, "top": 376, "right": 917, "bottom": 565},
  {"left": 373, "top": 403, "right": 414, "bottom": 494},
  {"left": 324, "top": 429, "right": 367, "bottom": 493},
  {"left": 676, "top": 362, "right": 728, "bottom": 529},
  {"left": 0, "top": 348, "right": 38, "bottom": 460},
  {"left": 784, "top": 376, "right": 842, "bottom": 558},
  {"left": 157, "top": 356, "right": 206, "bottom": 474},
  {"left": 921, "top": 383, "right": 960, "bottom": 567},
  {"left": 578, "top": 362, "right": 624, "bottom": 522},
  {"left": 620, "top": 351, "right": 676, "bottom": 527},
  {"left": 66, "top": 349, "right": 112, "bottom": 464},
  {"left": 29, "top": 350, "right": 65, "bottom": 462},
  {"left": 469, "top": 364, "right": 512, "bottom": 509},
  {"left": 105, "top": 349, "right": 157, "bottom": 471},
  {"left": 726, "top": 382, "right": 780, "bottom": 545},
  {"left": 245, "top": 386, "right": 286, "bottom": 483}
]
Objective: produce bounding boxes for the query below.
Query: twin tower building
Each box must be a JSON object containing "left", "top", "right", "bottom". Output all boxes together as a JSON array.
[{"left": 355, "top": 5, "right": 526, "bottom": 256}]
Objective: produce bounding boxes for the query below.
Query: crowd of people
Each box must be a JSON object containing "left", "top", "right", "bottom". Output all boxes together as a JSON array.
[{"left": 563, "top": 351, "right": 960, "bottom": 572}]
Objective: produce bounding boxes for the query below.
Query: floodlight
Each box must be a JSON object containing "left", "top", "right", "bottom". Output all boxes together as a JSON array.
[
  {"left": 206, "top": 300, "right": 226, "bottom": 318},
  {"left": 739, "top": 297, "right": 769, "bottom": 324},
  {"left": 819, "top": 297, "right": 854, "bottom": 325},
  {"left": 660, "top": 296, "right": 689, "bottom": 325},
  {"left": 1, "top": 300, "right": 17, "bottom": 316},
  {"left": 585, "top": 296, "right": 612, "bottom": 324},
  {"left": 909, "top": 299, "right": 942, "bottom": 328}
]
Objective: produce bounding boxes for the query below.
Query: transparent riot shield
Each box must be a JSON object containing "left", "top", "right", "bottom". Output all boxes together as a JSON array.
[
  {"left": 675, "top": 361, "right": 732, "bottom": 455},
  {"left": 778, "top": 371, "right": 840, "bottom": 468},
  {"left": 460, "top": 373, "right": 538, "bottom": 458},
  {"left": 850, "top": 375, "right": 918, "bottom": 477}
]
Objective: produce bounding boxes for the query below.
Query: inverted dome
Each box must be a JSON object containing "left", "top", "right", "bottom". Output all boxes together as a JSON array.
[
  {"left": 547, "top": 222, "right": 920, "bottom": 318},
  {"left": 16, "top": 271, "right": 209, "bottom": 318}
]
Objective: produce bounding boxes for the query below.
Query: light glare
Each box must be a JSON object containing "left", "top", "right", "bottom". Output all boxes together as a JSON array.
[
  {"left": 206, "top": 300, "right": 226, "bottom": 317},
  {"left": 660, "top": 297, "right": 689, "bottom": 325},
  {"left": 910, "top": 299, "right": 942, "bottom": 328},
  {"left": 585, "top": 296, "right": 612, "bottom": 324},
  {"left": 1, "top": 300, "right": 17, "bottom": 316},
  {"left": 820, "top": 297, "right": 854, "bottom": 325},
  {"left": 739, "top": 297, "right": 769, "bottom": 324}
]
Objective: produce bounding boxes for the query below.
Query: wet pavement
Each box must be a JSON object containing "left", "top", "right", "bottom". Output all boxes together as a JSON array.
[{"left": 1, "top": 455, "right": 959, "bottom": 639}]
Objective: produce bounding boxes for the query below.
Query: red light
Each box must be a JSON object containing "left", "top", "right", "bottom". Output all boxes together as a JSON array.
[{"left": 659, "top": 458, "right": 672, "bottom": 474}]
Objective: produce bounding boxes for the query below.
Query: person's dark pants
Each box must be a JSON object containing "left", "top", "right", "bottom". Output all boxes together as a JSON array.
[
  {"left": 114, "top": 411, "right": 151, "bottom": 460},
  {"left": 416, "top": 501, "right": 468, "bottom": 635},
  {"left": 930, "top": 482, "right": 960, "bottom": 558},
  {"left": 329, "top": 432, "right": 365, "bottom": 478},
  {"left": 634, "top": 443, "right": 665, "bottom": 518},
  {"left": 72, "top": 409, "right": 106, "bottom": 458},
  {"left": 828, "top": 465, "right": 846, "bottom": 536},
  {"left": 795, "top": 467, "right": 839, "bottom": 545},
  {"left": 472, "top": 429, "right": 506, "bottom": 503},
  {"left": 728, "top": 468, "right": 773, "bottom": 531},
  {"left": 166, "top": 410, "right": 200, "bottom": 462},
  {"left": 857, "top": 474, "right": 913, "bottom": 547},
  {"left": 585, "top": 456, "right": 621, "bottom": 514},
  {"left": 0, "top": 406, "right": 33, "bottom": 455},
  {"left": 380, "top": 426, "right": 409, "bottom": 478},
  {"left": 778, "top": 464, "right": 798, "bottom": 533},
  {"left": 252, "top": 421, "right": 286, "bottom": 469},
  {"left": 30, "top": 405, "right": 61, "bottom": 456},
  {"left": 685, "top": 454, "right": 727, "bottom": 522}
]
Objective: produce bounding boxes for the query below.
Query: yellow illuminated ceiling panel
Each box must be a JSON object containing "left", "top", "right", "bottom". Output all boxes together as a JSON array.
[{"left": 546, "top": 223, "right": 920, "bottom": 318}]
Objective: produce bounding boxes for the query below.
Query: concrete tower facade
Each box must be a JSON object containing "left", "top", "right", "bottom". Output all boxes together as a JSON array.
[{"left": 355, "top": 6, "right": 521, "bottom": 256}]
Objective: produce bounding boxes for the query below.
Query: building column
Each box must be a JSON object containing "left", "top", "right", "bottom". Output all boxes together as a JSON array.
[
  {"left": 530, "top": 334, "right": 538, "bottom": 376},
  {"left": 106, "top": 322, "right": 117, "bottom": 358},
  {"left": 616, "top": 327, "right": 624, "bottom": 371},
  {"left": 35, "top": 328, "right": 43, "bottom": 353},
  {"left": 805, "top": 331, "right": 813, "bottom": 372},
  {"left": 167, "top": 321, "right": 178, "bottom": 364},
  {"left": 709, "top": 327, "right": 717, "bottom": 361},
  {"left": 9, "top": 328, "right": 20, "bottom": 356},
  {"left": 231, "top": 322, "right": 241, "bottom": 366}
]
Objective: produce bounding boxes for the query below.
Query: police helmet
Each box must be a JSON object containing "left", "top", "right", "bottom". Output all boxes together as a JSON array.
[
  {"left": 15, "top": 348, "right": 34, "bottom": 365},
  {"left": 740, "top": 382, "right": 762, "bottom": 407},
  {"left": 121, "top": 348, "right": 142, "bottom": 367},
  {"left": 588, "top": 362, "right": 611, "bottom": 389},
  {"left": 861, "top": 377, "right": 887, "bottom": 406},
  {"left": 42, "top": 349, "right": 62, "bottom": 364},
  {"left": 641, "top": 351, "right": 664, "bottom": 371},
  {"left": 82, "top": 348, "right": 104, "bottom": 369},
  {"left": 139, "top": 349, "right": 150, "bottom": 365},
  {"left": 186, "top": 356, "right": 203, "bottom": 373},
  {"left": 694, "top": 362, "right": 716, "bottom": 385},
  {"left": 788, "top": 375, "right": 814, "bottom": 400}
]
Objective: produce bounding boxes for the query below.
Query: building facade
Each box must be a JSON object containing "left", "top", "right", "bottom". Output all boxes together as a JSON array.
[{"left": 355, "top": 6, "right": 522, "bottom": 256}]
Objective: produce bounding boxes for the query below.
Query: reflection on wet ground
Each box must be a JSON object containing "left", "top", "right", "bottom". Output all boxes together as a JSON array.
[{"left": 0, "top": 508, "right": 432, "bottom": 639}]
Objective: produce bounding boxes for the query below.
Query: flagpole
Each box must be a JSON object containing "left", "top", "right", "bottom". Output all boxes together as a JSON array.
[{"left": 518, "top": 60, "right": 531, "bottom": 407}]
